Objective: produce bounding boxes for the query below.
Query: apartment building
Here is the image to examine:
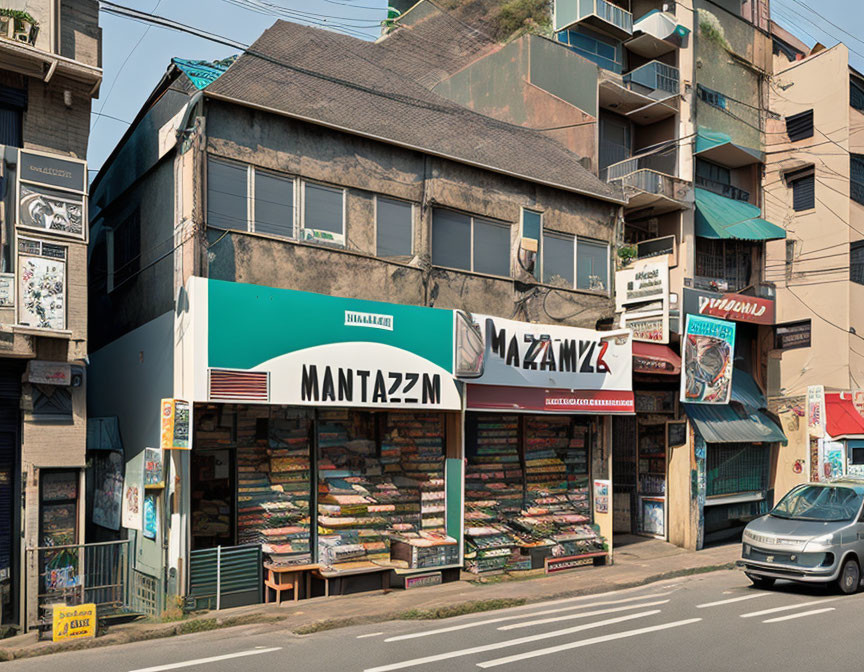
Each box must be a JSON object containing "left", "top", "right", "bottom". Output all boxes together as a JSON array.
[{"left": 0, "top": 0, "right": 100, "bottom": 630}]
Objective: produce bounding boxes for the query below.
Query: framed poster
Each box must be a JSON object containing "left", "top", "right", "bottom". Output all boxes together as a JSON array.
[
  {"left": 666, "top": 420, "right": 687, "bottom": 448},
  {"left": 144, "top": 448, "right": 164, "bottom": 488},
  {"left": 121, "top": 474, "right": 142, "bottom": 531},
  {"left": 143, "top": 493, "right": 158, "bottom": 540},
  {"left": 17, "top": 238, "right": 67, "bottom": 331},
  {"left": 640, "top": 497, "right": 665, "bottom": 536},
  {"left": 680, "top": 315, "right": 735, "bottom": 404},
  {"left": 593, "top": 479, "right": 610, "bottom": 514},
  {"left": 92, "top": 451, "right": 123, "bottom": 531},
  {"left": 16, "top": 149, "right": 87, "bottom": 241}
]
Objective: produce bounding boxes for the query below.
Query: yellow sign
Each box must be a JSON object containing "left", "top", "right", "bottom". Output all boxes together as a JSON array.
[
  {"left": 52, "top": 603, "right": 96, "bottom": 642},
  {"left": 160, "top": 398, "right": 191, "bottom": 450}
]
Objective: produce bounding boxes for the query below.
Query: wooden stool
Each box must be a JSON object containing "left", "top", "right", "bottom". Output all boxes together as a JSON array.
[{"left": 263, "top": 563, "right": 318, "bottom": 603}]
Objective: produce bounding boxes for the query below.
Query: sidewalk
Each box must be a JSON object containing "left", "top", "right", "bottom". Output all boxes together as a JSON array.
[{"left": 0, "top": 540, "right": 740, "bottom": 661}]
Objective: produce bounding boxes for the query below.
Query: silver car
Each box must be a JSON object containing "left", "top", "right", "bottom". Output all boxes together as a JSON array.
[{"left": 737, "top": 479, "right": 864, "bottom": 594}]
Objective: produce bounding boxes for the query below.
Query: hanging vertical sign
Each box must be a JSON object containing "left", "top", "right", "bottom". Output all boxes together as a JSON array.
[
  {"left": 121, "top": 473, "right": 142, "bottom": 531},
  {"left": 143, "top": 448, "right": 164, "bottom": 488},
  {"left": 680, "top": 315, "right": 736, "bottom": 404},
  {"left": 160, "top": 399, "right": 191, "bottom": 450},
  {"left": 806, "top": 385, "right": 826, "bottom": 439}
]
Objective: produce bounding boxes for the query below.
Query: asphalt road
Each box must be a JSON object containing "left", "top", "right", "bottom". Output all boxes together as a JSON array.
[{"left": 8, "top": 569, "right": 864, "bottom": 672}]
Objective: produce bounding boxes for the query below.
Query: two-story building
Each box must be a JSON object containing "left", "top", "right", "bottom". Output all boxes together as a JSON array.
[
  {"left": 87, "top": 20, "right": 638, "bottom": 613},
  {"left": 0, "top": 0, "right": 100, "bottom": 630}
]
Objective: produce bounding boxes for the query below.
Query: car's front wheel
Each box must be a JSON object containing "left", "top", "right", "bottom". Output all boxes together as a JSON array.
[
  {"left": 745, "top": 573, "right": 775, "bottom": 589},
  {"left": 837, "top": 557, "right": 861, "bottom": 595}
]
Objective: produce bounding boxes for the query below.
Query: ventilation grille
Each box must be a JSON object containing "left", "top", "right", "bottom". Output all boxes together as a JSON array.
[{"left": 208, "top": 369, "right": 269, "bottom": 402}]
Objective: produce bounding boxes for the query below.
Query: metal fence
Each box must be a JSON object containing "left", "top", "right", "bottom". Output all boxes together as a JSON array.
[
  {"left": 188, "top": 545, "right": 262, "bottom": 611},
  {"left": 26, "top": 539, "right": 130, "bottom": 625}
]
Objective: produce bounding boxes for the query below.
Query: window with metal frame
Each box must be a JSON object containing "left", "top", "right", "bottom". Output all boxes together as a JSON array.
[
  {"left": 785, "top": 109, "right": 814, "bottom": 142},
  {"left": 695, "top": 238, "right": 754, "bottom": 291},
  {"left": 521, "top": 209, "right": 542, "bottom": 280},
  {"left": 302, "top": 183, "right": 344, "bottom": 245},
  {"left": 555, "top": 27, "right": 623, "bottom": 74},
  {"left": 376, "top": 197, "right": 413, "bottom": 258},
  {"left": 706, "top": 443, "right": 770, "bottom": 497},
  {"left": 431, "top": 208, "right": 511, "bottom": 277},
  {"left": 697, "top": 85, "right": 727, "bottom": 110},
  {"left": 542, "top": 232, "right": 610, "bottom": 292},
  {"left": 0, "top": 85, "right": 25, "bottom": 148},
  {"left": 787, "top": 167, "right": 815, "bottom": 211},
  {"left": 852, "top": 241, "right": 864, "bottom": 286},
  {"left": 852, "top": 154, "right": 864, "bottom": 206},
  {"left": 207, "top": 157, "right": 248, "bottom": 231},
  {"left": 852, "top": 77, "right": 864, "bottom": 113},
  {"left": 254, "top": 170, "right": 295, "bottom": 239}
]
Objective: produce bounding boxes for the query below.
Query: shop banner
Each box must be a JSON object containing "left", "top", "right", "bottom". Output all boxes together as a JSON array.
[
  {"left": 680, "top": 315, "right": 736, "bottom": 404},
  {"left": 682, "top": 288, "right": 774, "bottom": 325},
  {"left": 52, "top": 603, "right": 96, "bottom": 643},
  {"left": 465, "top": 314, "right": 632, "bottom": 392},
  {"left": 160, "top": 399, "right": 191, "bottom": 450},
  {"left": 615, "top": 260, "right": 669, "bottom": 311},
  {"left": 466, "top": 384, "right": 635, "bottom": 414},
  {"left": 807, "top": 385, "right": 826, "bottom": 439},
  {"left": 121, "top": 471, "right": 142, "bottom": 531},
  {"left": 201, "top": 279, "right": 463, "bottom": 410}
]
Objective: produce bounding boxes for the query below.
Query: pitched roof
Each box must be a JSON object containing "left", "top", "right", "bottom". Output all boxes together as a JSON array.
[{"left": 204, "top": 20, "right": 624, "bottom": 203}]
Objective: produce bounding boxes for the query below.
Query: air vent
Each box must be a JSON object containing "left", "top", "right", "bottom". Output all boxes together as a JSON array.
[{"left": 208, "top": 369, "right": 269, "bottom": 402}]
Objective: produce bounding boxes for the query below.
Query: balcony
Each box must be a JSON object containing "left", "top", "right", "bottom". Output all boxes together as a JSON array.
[
  {"left": 695, "top": 176, "right": 750, "bottom": 203},
  {"left": 598, "top": 65, "right": 679, "bottom": 124},
  {"left": 623, "top": 60, "right": 680, "bottom": 100},
  {"left": 626, "top": 7, "right": 691, "bottom": 59},
  {"left": 606, "top": 149, "right": 690, "bottom": 214},
  {"left": 554, "top": 0, "right": 633, "bottom": 40}
]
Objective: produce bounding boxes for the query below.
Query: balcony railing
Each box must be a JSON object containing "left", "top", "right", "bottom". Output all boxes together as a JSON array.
[
  {"left": 623, "top": 61, "right": 679, "bottom": 99},
  {"left": 605, "top": 147, "right": 678, "bottom": 181},
  {"left": 695, "top": 176, "right": 750, "bottom": 202},
  {"left": 612, "top": 169, "right": 687, "bottom": 204},
  {"left": 554, "top": 0, "right": 633, "bottom": 38}
]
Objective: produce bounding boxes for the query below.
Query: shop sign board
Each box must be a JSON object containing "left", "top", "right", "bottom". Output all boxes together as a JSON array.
[
  {"left": 466, "top": 314, "right": 633, "bottom": 392},
  {"left": 807, "top": 385, "right": 826, "bottom": 439},
  {"left": 622, "top": 310, "right": 669, "bottom": 344},
  {"left": 545, "top": 553, "right": 603, "bottom": 574},
  {"left": 466, "top": 385, "right": 634, "bottom": 413},
  {"left": 52, "top": 603, "right": 96, "bottom": 642},
  {"left": 17, "top": 149, "right": 87, "bottom": 241},
  {"left": 144, "top": 448, "right": 164, "bottom": 488},
  {"left": 615, "top": 260, "right": 669, "bottom": 311},
  {"left": 200, "top": 279, "right": 463, "bottom": 410},
  {"left": 680, "top": 315, "right": 736, "bottom": 405},
  {"left": 774, "top": 320, "right": 811, "bottom": 350},
  {"left": 160, "top": 399, "right": 191, "bottom": 450},
  {"left": 404, "top": 572, "right": 443, "bottom": 590},
  {"left": 27, "top": 360, "right": 71, "bottom": 386},
  {"left": 682, "top": 288, "right": 774, "bottom": 325}
]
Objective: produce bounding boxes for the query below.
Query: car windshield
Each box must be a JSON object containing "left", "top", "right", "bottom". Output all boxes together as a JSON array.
[{"left": 771, "top": 485, "right": 864, "bottom": 522}]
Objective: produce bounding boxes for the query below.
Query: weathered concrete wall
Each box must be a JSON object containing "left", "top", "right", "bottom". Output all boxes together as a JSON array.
[{"left": 61, "top": 0, "right": 101, "bottom": 68}]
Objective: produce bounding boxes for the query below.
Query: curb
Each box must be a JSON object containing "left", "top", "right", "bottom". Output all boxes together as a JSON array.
[{"left": 0, "top": 561, "right": 736, "bottom": 661}]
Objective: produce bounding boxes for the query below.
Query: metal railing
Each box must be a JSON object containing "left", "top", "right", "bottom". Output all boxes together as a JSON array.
[
  {"left": 556, "top": 0, "right": 633, "bottom": 34},
  {"left": 605, "top": 146, "right": 678, "bottom": 181},
  {"left": 592, "top": 0, "right": 633, "bottom": 33},
  {"left": 613, "top": 169, "right": 683, "bottom": 202},
  {"left": 26, "top": 539, "right": 130, "bottom": 628},
  {"left": 696, "top": 176, "right": 750, "bottom": 202},
  {"left": 624, "top": 61, "right": 680, "bottom": 97}
]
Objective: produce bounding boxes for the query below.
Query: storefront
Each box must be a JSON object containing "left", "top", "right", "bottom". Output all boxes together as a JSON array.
[
  {"left": 458, "top": 314, "right": 634, "bottom": 574},
  {"left": 177, "top": 278, "right": 480, "bottom": 595},
  {"left": 820, "top": 392, "right": 864, "bottom": 479}
]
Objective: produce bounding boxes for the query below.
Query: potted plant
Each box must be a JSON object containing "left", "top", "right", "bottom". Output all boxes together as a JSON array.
[
  {"left": 0, "top": 9, "right": 38, "bottom": 44},
  {"left": 0, "top": 10, "right": 13, "bottom": 39}
]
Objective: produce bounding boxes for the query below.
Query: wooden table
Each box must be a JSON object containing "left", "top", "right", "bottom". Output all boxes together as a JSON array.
[
  {"left": 310, "top": 564, "right": 391, "bottom": 597},
  {"left": 263, "top": 563, "right": 319, "bottom": 603}
]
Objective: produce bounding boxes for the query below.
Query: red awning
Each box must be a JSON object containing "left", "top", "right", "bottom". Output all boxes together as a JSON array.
[
  {"left": 825, "top": 393, "right": 864, "bottom": 439},
  {"left": 466, "top": 384, "right": 635, "bottom": 414},
  {"left": 632, "top": 342, "right": 681, "bottom": 376}
]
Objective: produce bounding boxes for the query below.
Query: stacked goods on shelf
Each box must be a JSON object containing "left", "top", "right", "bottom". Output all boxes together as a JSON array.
[
  {"left": 317, "top": 411, "right": 391, "bottom": 569},
  {"left": 389, "top": 413, "right": 446, "bottom": 532},
  {"left": 236, "top": 408, "right": 313, "bottom": 565},
  {"left": 638, "top": 423, "right": 666, "bottom": 493},
  {"left": 191, "top": 406, "right": 235, "bottom": 542},
  {"left": 463, "top": 415, "right": 523, "bottom": 574}
]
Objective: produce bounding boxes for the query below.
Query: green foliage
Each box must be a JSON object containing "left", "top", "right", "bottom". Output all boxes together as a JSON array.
[
  {"left": 0, "top": 8, "right": 38, "bottom": 26},
  {"left": 617, "top": 245, "right": 637, "bottom": 264},
  {"left": 697, "top": 9, "right": 729, "bottom": 51},
  {"left": 494, "top": 0, "right": 551, "bottom": 40},
  {"left": 398, "top": 598, "right": 526, "bottom": 620}
]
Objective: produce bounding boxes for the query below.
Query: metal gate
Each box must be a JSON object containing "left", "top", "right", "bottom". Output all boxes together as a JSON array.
[
  {"left": 188, "top": 545, "right": 262, "bottom": 611},
  {"left": 612, "top": 416, "right": 638, "bottom": 534}
]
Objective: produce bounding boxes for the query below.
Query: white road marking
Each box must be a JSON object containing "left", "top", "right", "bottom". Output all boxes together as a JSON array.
[
  {"left": 476, "top": 619, "right": 703, "bottom": 668},
  {"left": 740, "top": 598, "right": 838, "bottom": 618},
  {"left": 128, "top": 647, "right": 283, "bottom": 672},
  {"left": 763, "top": 607, "right": 836, "bottom": 623},
  {"left": 384, "top": 592, "right": 672, "bottom": 642},
  {"left": 497, "top": 599, "right": 670, "bottom": 630},
  {"left": 357, "top": 632, "right": 385, "bottom": 639},
  {"left": 364, "top": 610, "right": 662, "bottom": 672},
  {"left": 696, "top": 593, "right": 769, "bottom": 608}
]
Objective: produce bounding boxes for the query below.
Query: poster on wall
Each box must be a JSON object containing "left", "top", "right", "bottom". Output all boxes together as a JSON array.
[
  {"left": 0, "top": 273, "right": 14, "bottom": 307},
  {"left": 621, "top": 310, "right": 669, "bottom": 344},
  {"left": 593, "top": 479, "right": 610, "bottom": 514},
  {"left": 823, "top": 440, "right": 845, "bottom": 480},
  {"left": 680, "top": 315, "right": 736, "bottom": 404},
  {"left": 121, "top": 473, "right": 142, "bottom": 531},
  {"left": 92, "top": 452, "right": 124, "bottom": 531},
  {"left": 160, "top": 399, "right": 191, "bottom": 450},
  {"left": 641, "top": 497, "right": 665, "bottom": 537},
  {"left": 143, "top": 448, "right": 164, "bottom": 488},
  {"left": 18, "top": 251, "right": 67, "bottom": 330},
  {"left": 16, "top": 149, "right": 87, "bottom": 241},
  {"left": 806, "top": 385, "right": 826, "bottom": 439},
  {"left": 143, "top": 494, "right": 158, "bottom": 540}
]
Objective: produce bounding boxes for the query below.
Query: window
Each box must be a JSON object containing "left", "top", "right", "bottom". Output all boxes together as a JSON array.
[
  {"left": 431, "top": 209, "right": 510, "bottom": 276},
  {"left": 207, "top": 158, "right": 248, "bottom": 231},
  {"left": 695, "top": 238, "right": 754, "bottom": 291},
  {"left": 696, "top": 159, "right": 730, "bottom": 186},
  {"left": 542, "top": 232, "right": 610, "bottom": 292},
  {"left": 254, "top": 170, "right": 294, "bottom": 238},
  {"left": 0, "top": 84, "right": 25, "bottom": 148},
  {"left": 852, "top": 77, "right": 864, "bottom": 113},
  {"left": 556, "top": 27, "right": 622, "bottom": 73},
  {"left": 697, "top": 85, "right": 727, "bottom": 110},
  {"left": 852, "top": 155, "right": 864, "bottom": 206},
  {"left": 302, "top": 183, "right": 344, "bottom": 246},
  {"left": 786, "top": 109, "right": 814, "bottom": 142},
  {"left": 376, "top": 197, "right": 412, "bottom": 257},
  {"left": 852, "top": 241, "right": 864, "bottom": 286},
  {"left": 110, "top": 209, "right": 140, "bottom": 289},
  {"left": 786, "top": 167, "right": 815, "bottom": 212},
  {"left": 521, "top": 209, "right": 542, "bottom": 279}
]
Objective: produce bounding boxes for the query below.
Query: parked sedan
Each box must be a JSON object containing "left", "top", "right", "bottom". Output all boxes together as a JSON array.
[{"left": 737, "top": 479, "right": 864, "bottom": 594}]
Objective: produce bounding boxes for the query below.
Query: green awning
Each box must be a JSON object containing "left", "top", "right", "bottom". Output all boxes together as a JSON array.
[
  {"left": 695, "top": 188, "right": 786, "bottom": 241},
  {"left": 695, "top": 129, "right": 763, "bottom": 167}
]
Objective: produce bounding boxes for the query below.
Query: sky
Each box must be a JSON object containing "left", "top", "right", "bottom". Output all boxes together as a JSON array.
[{"left": 87, "top": 0, "right": 864, "bottom": 173}]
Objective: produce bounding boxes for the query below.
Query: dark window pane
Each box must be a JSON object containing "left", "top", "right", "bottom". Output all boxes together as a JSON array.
[
  {"left": 791, "top": 173, "right": 815, "bottom": 211},
  {"left": 473, "top": 219, "right": 510, "bottom": 277},
  {"left": 786, "top": 109, "right": 814, "bottom": 142},
  {"left": 376, "top": 197, "right": 412, "bottom": 257},
  {"left": 254, "top": 171, "right": 294, "bottom": 238},
  {"left": 432, "top": 209, "right": 470, "bottom": 270},
  {"left": 577, "top": 239, "right": 609, "bottom": 291},
  {"left": 543, "top": 231, "right": 574, "bottom": 286},
  {"left": 852, "top": 242, "right": 864, "bottom": 286},
  {"left": 303, "top": 183, "right": 343, "bottom": 236},
  {"left": 522, "top": 210, "right": 542, "bottom": 279},
  {"left": 207, "top": 158, "right": 248, "bottom": 231}
]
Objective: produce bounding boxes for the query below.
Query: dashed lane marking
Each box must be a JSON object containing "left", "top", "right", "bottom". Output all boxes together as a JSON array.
[
  {"left": 740, "top": 598, "right": 838, "bottom": 618},
  {"left": 128, "top": 647, "right": 283, "bottom": 672},
  {"left": 696, "top": 593, "right": 769, "bottom": 608},
  {"left": 763, "top": 608, "right": 836, "bottom": 623},
  {"left": 497, "top": 599, "right": 671, "bottom": 631}
]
